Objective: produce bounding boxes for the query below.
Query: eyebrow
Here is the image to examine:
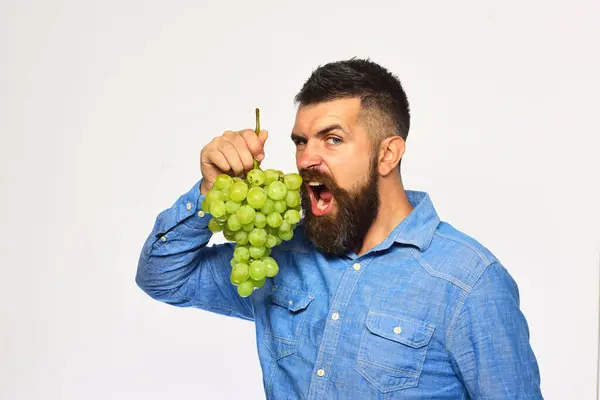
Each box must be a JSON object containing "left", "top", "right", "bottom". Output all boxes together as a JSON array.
[{"left": 291, "top": 124, "right": 347, "bottom": 142}]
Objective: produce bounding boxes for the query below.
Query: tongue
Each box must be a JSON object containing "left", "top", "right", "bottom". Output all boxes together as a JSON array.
[{"left": 319, "top": 190, "right": 333, "bottom": 202}]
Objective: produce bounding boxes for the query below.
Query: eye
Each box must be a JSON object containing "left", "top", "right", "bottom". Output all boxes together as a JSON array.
[
  {"left": 292, "top": 137, "right": 307, "bottom": 146},
  {"left": 326, "top": 136, "right": 342, "bottom": 145}
]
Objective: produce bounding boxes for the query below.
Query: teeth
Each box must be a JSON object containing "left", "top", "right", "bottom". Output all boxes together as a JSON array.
[
  {"left": 309, "top": 181, "right": 322, "bottom": 186},
  {"left": 317, "top": 198, "right": 328, "bottom": 210}
]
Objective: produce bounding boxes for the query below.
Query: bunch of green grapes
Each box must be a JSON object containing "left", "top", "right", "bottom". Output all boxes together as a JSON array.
[{"left": 200, "top": 109, "right": 303, "bottom": 297}]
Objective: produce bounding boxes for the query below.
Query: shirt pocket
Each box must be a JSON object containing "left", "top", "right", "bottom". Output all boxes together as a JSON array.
[
  {"left": 355, "top": 311, "right": 435, "bottom": 393},
  {"left": 263, "top": 287, "right": 315, "bottom": 360}
]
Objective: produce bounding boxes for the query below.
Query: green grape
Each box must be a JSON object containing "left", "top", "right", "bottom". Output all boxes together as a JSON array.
[
  {"left": 207, "top": 189, "right": 224, "bottom": 203},
  {"left": 223, "top": 230, "right": 237, "bottom": 242},
  {"left": 236, "top": 205, "right": 256, "bottom": 225},
  {"left": 267, "top": 181, "right": 287, "bottom": 200},
  {"left": 284, "top": 173, "right": 303, "bottom": 190},
  {"left": 265, "top": 234, "right": 278, "bottom": 248},
  {"left": 254, "top": 212, "right": 267, "bottom": 228},
  {"left": 230, "top": 258, "right": 237, "bottom": 268},
  {"left": 201, "top": 198, "right": 212, "bottom": 213},
  {"left": 208, "top": 218, "right": 224, "bottom": 233},
  {"left": 277, "top": 170, "right": 285, "bottom": 180},
  {"left": 229, "top": 181, "right": 249, "bottom": 202},
  {"left": 279, "top": 220, "right": 291, "bottom": 233},
  {"left": 285, "top": 190, "right": 301, "bottom": 208},
  {"left": 247, "top": 169, "right": 266, "bottom": 186},
  {"left": 284, "top": 209, "right": 301, "bottom": 224},
  {"left": 261, "top": 199, "right": 275, "bottom": 215},
  {"left": 221, "top": 189, "right": 229, "bottom": 201},
  {"left": 232, "top": 177, "right": 243, "bottom": 183},
  {"left": 215, "top": 174, "right": 233, "bottom": 190},
  {"left": 279, "top": 229, "right": 294, "bottom": 241},
  {"left": 249, "top": 245, "right": 266, "bottom": 259},
  {"left": 249, "top": 260, "right": 266, "bottom": 280},
  {"left": 265, "top": 226, "right": 278, "bottom": 237},
  {"left": 237, "top": 280, "right": 254, "bottom": 297},
  {"left": 251, "top": 277, "right": 266, "bottom": 288},
  {"left": 231, "top": 263, "right": 250, "bottom": 284},
  {"left": 275, "top": 236, "right": 283, "bottom": 246},
  {"left": 227, "top": 214, "right": 242, "bottom": 231},
  {"left": 233, "top": 246, "right": 250, "bottom": 262},
  {"left": 273, "top": 200, "right": 287, "bottom": 214},
  {"left": 210, "top": 200, "right": 226, "bottom": 219},
  {"left": 215, "top": 214, "right": 228, "bottom": 223},
  {"left": 263, "top": 257, "right": 279, "bottom": 277},
  {"left": 234, "top": 230, "right": 249, "bottom": 245},
  {"left": 247, "top": 187, "right": 267, "bottom": 209},
  {"left": 267, "top": 212, "right": 283, "bottom": 228},
  {"left": 248, "top": 228, "right": 267, "bottom": 247},
  {"left": 264, "top": 169, "right": 280, "bottom": 185},
  {"left": 226, "top": 200, "right": 242, "bottom": 214},
  {"left": 264, "top": 247, "right": 271, "bottom": 257},
  {"left": 242, "top": 222, "right": 255, "bottom": 232}
]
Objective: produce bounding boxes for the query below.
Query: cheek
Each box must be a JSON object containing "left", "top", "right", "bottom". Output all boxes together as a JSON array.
[{"left": 334, "top": 154, "right": 371, "bottom": 187}]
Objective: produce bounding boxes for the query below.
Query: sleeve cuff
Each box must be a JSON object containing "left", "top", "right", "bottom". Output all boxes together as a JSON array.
[{"left": 179, "top": 178, "right": 211, "bottom": 229}]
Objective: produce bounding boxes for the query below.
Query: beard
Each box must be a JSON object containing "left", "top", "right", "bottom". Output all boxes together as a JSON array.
[{"left": 299, "top": 157, "right": 380, "bottom": 256}]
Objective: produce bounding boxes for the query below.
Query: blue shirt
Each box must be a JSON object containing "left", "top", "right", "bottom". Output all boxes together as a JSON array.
[{"left": 136, "top": 179, "right": 543, "bottom": 399}]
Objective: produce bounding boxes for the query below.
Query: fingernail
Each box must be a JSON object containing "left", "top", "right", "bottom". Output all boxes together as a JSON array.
[{"left": 256, "top": 154, "right": 264, "bottom": 162}]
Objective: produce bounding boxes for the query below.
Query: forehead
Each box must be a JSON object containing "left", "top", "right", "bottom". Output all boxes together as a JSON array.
[{"left": 293, "top": 97, "right": 362, "bottom": 134}]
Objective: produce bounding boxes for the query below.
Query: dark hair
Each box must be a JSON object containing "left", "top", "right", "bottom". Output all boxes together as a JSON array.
[{"left": 294, "top": 57, "right": 410, "bottom": 141}]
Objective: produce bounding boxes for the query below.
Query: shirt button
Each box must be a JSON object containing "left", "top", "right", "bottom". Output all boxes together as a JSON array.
[
  {"left": 289, "top": 300, "right": 293, "bottom": 306},
  {"left": 197, "top": 211, "right": 205, "bottom": 217},
  {"left": 160, "top": 236, "right": 167, "bottom": 242},
  {"left": 331, "top": 312, "right": 339, "bottom": 321},
  {"left": 317, "top": 369, "right": 325, "bottom": 377},
  {"left": 353, "top": 263, "right": 361, "bottom": 271},
  {"left": 186, "top": 202, "right": 192, "bottom": 210},
  {"left": 393, "top": 326, "right": 402, "bottom": 334}
]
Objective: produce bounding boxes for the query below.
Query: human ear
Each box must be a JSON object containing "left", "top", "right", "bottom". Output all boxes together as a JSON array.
[{"left": 378, "top": 136, "right": 406, "bottom": 176}]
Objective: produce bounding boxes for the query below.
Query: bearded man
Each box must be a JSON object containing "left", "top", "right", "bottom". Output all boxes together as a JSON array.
[{"left": 136, "top": 58, "right": 542, "bottom": 399}]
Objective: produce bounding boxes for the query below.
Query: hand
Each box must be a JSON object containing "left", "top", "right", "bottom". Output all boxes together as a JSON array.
[{"left": 199, "top": 129, "right": 268, "bottom": 194}]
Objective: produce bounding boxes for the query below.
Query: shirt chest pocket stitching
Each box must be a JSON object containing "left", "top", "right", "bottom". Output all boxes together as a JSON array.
[
  {"left": 263, "top": 289, "right": 315, "bottom": 359},
  {"left": 356, "top": 311, "right": 435, "bottom": 393}
]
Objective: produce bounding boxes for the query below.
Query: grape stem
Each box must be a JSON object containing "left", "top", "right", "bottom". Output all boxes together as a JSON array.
[{"left": 253, "top": 108, "right": 260, "bottom": 170}]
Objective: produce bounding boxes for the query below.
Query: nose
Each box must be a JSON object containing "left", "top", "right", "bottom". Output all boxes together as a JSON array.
[{"left": 297, "top": 141, "right": 322, "bottom": 171}]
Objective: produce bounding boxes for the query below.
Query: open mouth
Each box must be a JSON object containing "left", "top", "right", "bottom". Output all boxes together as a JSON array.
[{"left": 307, "top": 181, "right": 335, "bottom": 216}]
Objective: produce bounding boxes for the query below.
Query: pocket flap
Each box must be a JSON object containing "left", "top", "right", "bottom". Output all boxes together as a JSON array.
[
  {"left": 270, "top": 288, "right": 315, "bottom": 312},
  {"left": 366, "top": 312, "right": 434, "bottom": 348}
]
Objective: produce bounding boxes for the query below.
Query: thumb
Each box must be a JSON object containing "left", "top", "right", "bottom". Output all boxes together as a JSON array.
[{"left": 257, "top": 129, "right": 268, "bottom": 144}]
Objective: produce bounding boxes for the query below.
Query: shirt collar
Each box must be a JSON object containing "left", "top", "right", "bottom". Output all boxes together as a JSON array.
[{"left": 377, "top": 190, "right": 441, "bottom": 252}]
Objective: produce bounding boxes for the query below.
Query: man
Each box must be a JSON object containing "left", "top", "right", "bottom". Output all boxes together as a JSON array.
[{"left": 136, "top": 58, "right": 543, "bottom": 399}]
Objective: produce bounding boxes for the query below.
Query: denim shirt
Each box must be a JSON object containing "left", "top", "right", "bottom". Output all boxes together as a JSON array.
[{"left": 136, "top": 179, "right": 543, "bottom": 399}]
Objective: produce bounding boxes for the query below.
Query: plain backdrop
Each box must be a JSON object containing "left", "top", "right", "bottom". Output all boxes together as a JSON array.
[{"left": 1, "top": 1, "right": 599, "bottom": 399}]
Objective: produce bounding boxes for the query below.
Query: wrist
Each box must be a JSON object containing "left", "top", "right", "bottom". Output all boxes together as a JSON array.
[{"left": 200, "top": 179, "right": 212, "bottom": 196}]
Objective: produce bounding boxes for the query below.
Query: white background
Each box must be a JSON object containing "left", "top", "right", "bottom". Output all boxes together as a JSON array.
[{"left": 1, "top": 1, "right": 599, "bottom": 399}]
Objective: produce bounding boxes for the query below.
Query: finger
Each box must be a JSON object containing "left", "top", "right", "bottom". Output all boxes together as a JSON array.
[
  {"left": 257, "top": 129, "right": 268, "bottom": 145},
  {"left": 218, "top": 141, "right": 245, "bottom": 176},
  {"left": 242, "top": 130, "right": 267, "bottom": 161},
  {"left": 206, "top": 148, "right": 231, "bottom": 174},
  {"left": 231, "top": 134, "right": 256, "bottom": 172}
]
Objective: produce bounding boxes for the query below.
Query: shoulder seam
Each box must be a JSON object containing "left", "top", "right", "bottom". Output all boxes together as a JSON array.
[
  {"left": 433, "top": 231, "right": 491, "bottom": 265},
  {"left": 409, "top": 248, "right": 471, "bottom": 292},
  {"left": 444, "top": 260, "right": 499, "bottom": 353}
]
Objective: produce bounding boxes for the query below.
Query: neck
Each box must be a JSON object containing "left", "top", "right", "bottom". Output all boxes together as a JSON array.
[{"left": 356, "top": 173, "right": 413, "bottom": 256}]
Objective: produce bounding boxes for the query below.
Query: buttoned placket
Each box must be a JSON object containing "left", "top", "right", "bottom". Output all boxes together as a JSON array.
[{"left": 306, "top": 256, "right": 372, "bottom": 400}]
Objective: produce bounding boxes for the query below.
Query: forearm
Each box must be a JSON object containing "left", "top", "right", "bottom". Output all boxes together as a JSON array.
[{"left": 135, "top": 179, "right": 253, "bottom": 319}]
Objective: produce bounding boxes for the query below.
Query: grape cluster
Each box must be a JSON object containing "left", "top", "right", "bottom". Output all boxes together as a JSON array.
[{"left": 201, "top": 170, "right": 303, "bottom": 297}]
